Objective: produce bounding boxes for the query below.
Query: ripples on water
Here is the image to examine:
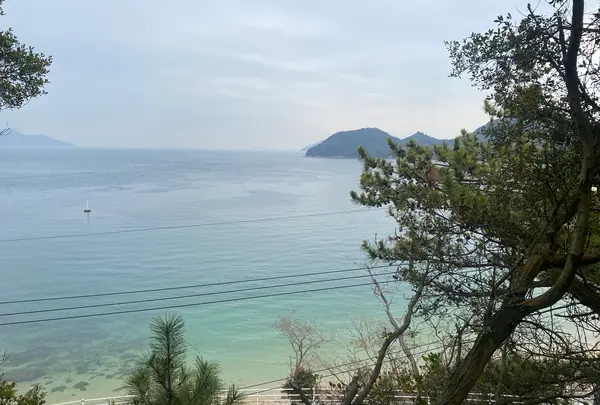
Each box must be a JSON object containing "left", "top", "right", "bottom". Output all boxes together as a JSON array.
[{"left": 0, "top": 148, "right": 403, "bottom": 402}]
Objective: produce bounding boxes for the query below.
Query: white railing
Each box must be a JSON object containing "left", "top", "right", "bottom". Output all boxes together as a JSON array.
[
  {"left": 48, "top": 388, "right": 591, "bottom": 405},
  {"left": 49, "top": 395, "right": 133, "bottom": 405},
  {"left": 49, "top": 388, "right": 285, "bottom": 405}
]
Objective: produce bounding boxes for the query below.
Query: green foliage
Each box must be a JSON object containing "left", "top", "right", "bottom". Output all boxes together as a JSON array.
[
  {"left": 357, "top": 351, "right": 583, "bottom": 405},
  {"left": 475, "top": 353, "right": 573, "bottom": 402},
  {"left": 0, "top": 381, "right": 45, "bottom": 405},
  {"left": 175, "top": 358, "right": 222, "bottom": 405},
  {"left": 12, "top": 386, "right": 45, "bottom": 405},
  {"left": 0, "top": 0, "right": 51, "bottom": 112},
  {"left": 351, "top": 2, "right": 600, "bottom": 403},
  {"left": 350, "top": 0, "right": 600, "bottom": 331},
  {"left": 283, "top": 368, "right": 319, "bottom": 393},
  {"left": 282, "top": 367, "right": 321, "bottom": 405},
  {"left": 220, "top": 385, "right": 244, "bottom": 405},
  {"left": 125, "top": 313, "right": 243, "bottom": 405},
  {"left": 350, "top": 116, "right": 595, "bottom": 317},
  {"left": 358, "top": 353, "right": 448, "bottom": 405},
  {"left": 0, "top": 352, "right": 45, "bottom": 405}
]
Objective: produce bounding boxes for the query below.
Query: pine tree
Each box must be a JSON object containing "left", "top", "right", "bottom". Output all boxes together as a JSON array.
[{"left": 126, "top": 313, "right": 244, "bottom": 405}]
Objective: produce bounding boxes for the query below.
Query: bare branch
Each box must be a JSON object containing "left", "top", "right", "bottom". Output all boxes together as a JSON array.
[
  {"left": 366, "top": 263, "right": 420, "bottom": 377},
  {"left": 343, "top": 267, "right": 428, "bottom": 405},
  {"left": 0, "top": 123, "right": 10, "bottom": 136},
  {"left": 273, "top": 312, "right": 326, "bottom": 371}
]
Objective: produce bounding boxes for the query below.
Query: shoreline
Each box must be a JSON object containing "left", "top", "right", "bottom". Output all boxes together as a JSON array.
[
  {"left": 20, "top": 367, "right": 289, "bottom": 404},
  {"left": 14, "top": 352, "right": 293, "bottom": 404}
]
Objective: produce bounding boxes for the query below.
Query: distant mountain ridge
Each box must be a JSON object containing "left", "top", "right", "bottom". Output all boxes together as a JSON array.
[
  {"left": 305, "top": 128, "right": 444, "bottom": 158},
  {"left": 301, "top": 141, "right": 322, "bottom": 152},
  {"left": 0, "top": 129, "right": 74, "bottom": 147},
  {"left": 472, "top": 118, "right": 519, "bottom": 140}
]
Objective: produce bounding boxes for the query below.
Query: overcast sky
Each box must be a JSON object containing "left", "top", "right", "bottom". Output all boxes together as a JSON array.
[{"left": 2, "top": 1, "right": 527, "bottom": 149}]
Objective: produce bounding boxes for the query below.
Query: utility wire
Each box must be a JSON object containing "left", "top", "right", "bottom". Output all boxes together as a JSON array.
[
  {"left": 0, "top": 271, "right": 396, "bottom": 317},
  {"left": 0, "top": 265, "right": 486, "bottom": 307},
  {"left": 238, "top": 338, "right": 470, "bottom": 390},
  {"left": 0, "top": 264, "right": 396, "bottom": 306},
  {"left": 311, "top": 341, "right": 476, "bottom": 392},
  {"left": 0, "top": 171, "right": 98, "bottom": 182},
  {"left": 0, "top": 281, "right": 389, "bottom": 327},
  {"left": 238, "top": 351, "right": 408, "bottom": 390},
  {"left": 0, "top": 208, "right": 386, "bottom": 244}
]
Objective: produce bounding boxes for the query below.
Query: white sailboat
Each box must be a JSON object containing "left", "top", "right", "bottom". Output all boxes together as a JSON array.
[{"left": 84, "top": 200, "right": 91, "bottom": 213}]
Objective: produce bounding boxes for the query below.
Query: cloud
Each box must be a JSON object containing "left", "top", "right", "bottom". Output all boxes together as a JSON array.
[
  {"left": 1, "top": 0, "right": 526, "bottom": 149},
  {"left": 228, "top": 10, "right": 331, "bottom": 37}
]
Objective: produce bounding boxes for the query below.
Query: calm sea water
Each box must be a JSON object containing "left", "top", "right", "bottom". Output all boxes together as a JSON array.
[{"left": 0, "top": 148, "right": 402, "bottom": 402}]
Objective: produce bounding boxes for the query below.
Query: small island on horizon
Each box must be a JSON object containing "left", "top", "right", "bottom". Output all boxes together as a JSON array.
[
  {"left": 304, "top": 127, "right": 444, "bottom": 159},
  {"left": 0, "top": 129, "right": 74, "bottom": 148}
]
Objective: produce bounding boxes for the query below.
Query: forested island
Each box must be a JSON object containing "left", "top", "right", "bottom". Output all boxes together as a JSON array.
[{"left": 304, "top": 128, "right": 443, "bottom": 158}]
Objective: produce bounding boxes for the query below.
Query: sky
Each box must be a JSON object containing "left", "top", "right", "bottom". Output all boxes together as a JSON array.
[{"left": 1, "top": 0, "right": 530, "bottom": 149}]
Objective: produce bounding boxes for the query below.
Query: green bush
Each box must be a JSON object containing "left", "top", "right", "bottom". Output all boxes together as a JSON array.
[{"left": 0, "top": 380, "right": 46, "bottom": 405}]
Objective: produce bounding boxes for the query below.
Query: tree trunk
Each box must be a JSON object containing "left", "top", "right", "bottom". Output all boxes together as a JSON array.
[
  {"left": 399, "top": 334, "right": 420, "bottom": 378},
  {"left": 494, "top": 344, "right": 508, "bottom": 402},
  {"left": 291, "top": 384, "right": 313, "bottom": 405},
  {"left": 436, "top": 306, "right": 526, "bottom": 405}
]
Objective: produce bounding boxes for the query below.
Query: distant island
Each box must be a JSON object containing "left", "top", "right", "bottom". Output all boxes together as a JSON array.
[
  {"left": 0, "top": 129, "right": 74, "bottom": 147},
  {"left": 305, "top": 128, "right": 444, "bottom": 159}
]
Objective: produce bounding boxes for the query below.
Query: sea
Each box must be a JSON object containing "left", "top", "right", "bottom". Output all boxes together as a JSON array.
[{"left": 0, "top": 148, "right": 406, "bottom": 403}]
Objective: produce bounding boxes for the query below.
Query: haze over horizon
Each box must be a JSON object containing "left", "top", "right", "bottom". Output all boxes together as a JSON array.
[{"left": 2, "top": 0, "right": 529, "bottom": 150}]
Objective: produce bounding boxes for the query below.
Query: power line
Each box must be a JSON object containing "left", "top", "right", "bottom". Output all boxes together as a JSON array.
[
  {"left": 0, "top": 271, "right": 396, "bottom": 317},
  {"left": 0, "top": 208, "right": 386, "bottom": 244},
  {"left": 312, "top": 341, "right": 476, "bottom": 391},
  {"left": 0, "top": 264, "right": 395, "bottom": 306},
  {"left": 0, "top": 171, "right": 98, "bottom": 182},
  {"left": 0, "top": 265, "right": 483, "bottom": 308},
  {"left": 238, "top": 339, "right": 465, "bottom": 390},
  {"left": 0, "top": 281, "right": 388, "bottom": 327},
  {"left": 242, "top": 336, "right": 475, "bottom": 390},
  {"left": 238, "top": 353, "right": 404, "bottom": 391}
]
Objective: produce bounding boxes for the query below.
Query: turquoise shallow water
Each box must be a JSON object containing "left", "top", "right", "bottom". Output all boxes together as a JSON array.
[{"left": 0, "top": 149, "right": 403, "bottom": 403}]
